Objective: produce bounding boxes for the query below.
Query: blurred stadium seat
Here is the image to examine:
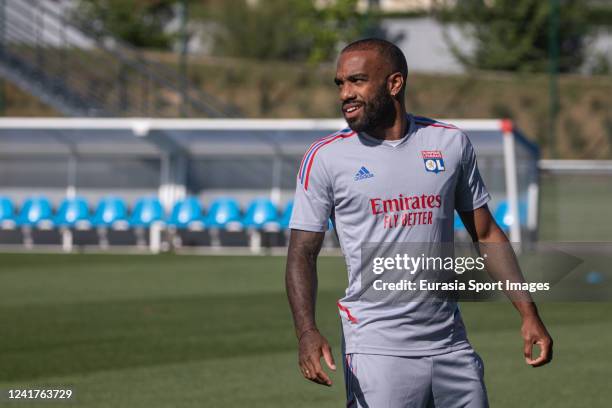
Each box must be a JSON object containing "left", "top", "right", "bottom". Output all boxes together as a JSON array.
[
  {"left": 92, "top": 197, "right": 130, "bottom": 230},
  {"left": 129, "top": 197, "right": 165, "bottom": 228},
  {"left": 167, "top": 197, "right": 205, "bottom": 231},
  {"left": 454, "top": 212, "right": 466, "bottom": 231},
  {"left": 54, "top": 197, "right": 91, "bottom": 230},
  {"left": 242, "top": 198, "right": 280, "bottom": 232},
  {"left": 128, "top": 197, "right": 165, "bottom": 250},
  {"left": 279, "top": 201, "right": 293, "bottom": 230},
  {"left": 0, "top": 196, "right": 17, "bottom": 229},
  {"left": 18, "top": 196, "right": 54, "bottom": 230},
  {"left": 204, "top": 197, "right": 242, "bottom": 232}
]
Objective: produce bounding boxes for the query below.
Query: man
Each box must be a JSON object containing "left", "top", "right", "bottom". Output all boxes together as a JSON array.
[{"left": 285, "top": 38, "right": 552, "bottom": 407}]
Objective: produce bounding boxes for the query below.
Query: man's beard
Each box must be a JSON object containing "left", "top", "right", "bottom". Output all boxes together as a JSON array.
[{"left": 345, "top": 88, "right": 395, "bottom": 134}]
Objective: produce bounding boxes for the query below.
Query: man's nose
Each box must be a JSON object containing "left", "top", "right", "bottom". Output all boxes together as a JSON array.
[{"left": 339, "top": 84, "right": 355, "bottom": 102}]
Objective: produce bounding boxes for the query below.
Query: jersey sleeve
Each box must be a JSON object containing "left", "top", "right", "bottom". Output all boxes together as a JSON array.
[
  {"left": 454, "top": 133, "right": 491, "bottom": 212},
  {"left": 289, "top": 148, "right": 333, "bottom": 232}
]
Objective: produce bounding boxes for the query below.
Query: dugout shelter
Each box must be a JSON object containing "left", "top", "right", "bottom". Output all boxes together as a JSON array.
[{"left": 0, "top": 118, "right": 538, "bottom": 252}]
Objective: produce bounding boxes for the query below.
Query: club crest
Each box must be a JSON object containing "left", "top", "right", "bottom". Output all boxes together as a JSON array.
[{"left": 421, "top": 150, "right": 445, "bottom": 173}]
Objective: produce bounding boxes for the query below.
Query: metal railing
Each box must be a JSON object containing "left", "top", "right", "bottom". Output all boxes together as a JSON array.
[{"left": 0, "top": 0, "right": 238, "bottom": 117}]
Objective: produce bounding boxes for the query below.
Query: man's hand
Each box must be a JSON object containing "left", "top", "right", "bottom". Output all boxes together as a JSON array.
[
  {"left": 521, "top": 315, "right": 553, "bottom": 367},
  {"left": 298, "top": 329, "right": 336, "bottom": 386}
]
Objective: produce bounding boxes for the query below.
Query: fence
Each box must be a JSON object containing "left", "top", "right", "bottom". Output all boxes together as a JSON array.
[{"left": 538, "top": 160, "right": 612, "bottom": 242}]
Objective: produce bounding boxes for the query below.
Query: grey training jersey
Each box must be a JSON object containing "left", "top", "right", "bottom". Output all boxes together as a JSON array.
[{"left": 290, "top": 114, "right": 490, "bottom": 356}]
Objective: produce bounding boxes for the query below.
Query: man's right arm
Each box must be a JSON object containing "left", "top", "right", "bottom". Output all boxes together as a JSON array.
[{"left": 286, "top": 229, "right": 336, "bottom": 386}]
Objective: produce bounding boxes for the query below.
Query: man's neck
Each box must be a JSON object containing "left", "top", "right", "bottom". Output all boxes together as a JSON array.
[{"left": 367, "top": 108, "right": 408, "bottom": 141}]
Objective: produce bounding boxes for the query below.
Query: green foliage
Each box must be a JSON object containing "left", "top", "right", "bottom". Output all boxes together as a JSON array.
[
  {"left": 586, "top": 5, "right": 612, "bottom": 27},
  {"left": 441, "top": 0, "right": 589, "bottom": 73},
  {"left": 589, "top": 51, "right": 611, "bottom": 76},
  {"left": 75, "top": 0, "right": 177, "bottom": 49},
  {"left": 208, "top": 0, "right": 377, "bottom": 63}
]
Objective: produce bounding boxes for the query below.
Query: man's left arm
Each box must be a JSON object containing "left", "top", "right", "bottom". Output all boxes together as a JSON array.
[{"left": 459, "top": 206, "right": 553, "bottom": 367}]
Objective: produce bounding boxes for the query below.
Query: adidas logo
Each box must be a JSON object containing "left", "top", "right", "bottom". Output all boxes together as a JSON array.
[{"left": 354, "top": 166, "right": 375, "bottom": 181}]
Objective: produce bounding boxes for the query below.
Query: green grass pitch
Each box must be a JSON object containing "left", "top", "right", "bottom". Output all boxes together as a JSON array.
[{"left": 0, "top": 253, "right": 610, "bottom": 407}]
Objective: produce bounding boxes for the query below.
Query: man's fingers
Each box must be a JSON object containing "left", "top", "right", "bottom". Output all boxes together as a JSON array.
[
  {"left": 310, "top": 356, "right": 332, "bottom": 386},
  {"left": 297, "top": 335, "right": 334, "bottom": 386},
  {"left": 300, "top": 364, "right": 310, "bottom": 379},
  {"left": 521, "top": 316, "right": 553, "bottom": 367},
  {"left": 303, "top": 364, "right": 331, "bottom": 386},
  {"left": 300, "top": 354, "right": 332, "bottom": 386},
  {"left": 529, "top": 340, "right": 553, "bottom": 367},
  {"left": 526, "top": 345, "right": 546, "bottom": 366},
  {"left": 523, "top": 339, "right": 532, "bottom": 363},
  {"left": 525, "top": 340, "right": 552, "bottom": 367},
  {"left": 322, "top": 344, "right": 337, "bottom": 371},
  {"left": 300, "top": 360, "right": 316, "bottom": 381},
  {"left": 314, "top": 370, "right": 332, "bottom": 386}
]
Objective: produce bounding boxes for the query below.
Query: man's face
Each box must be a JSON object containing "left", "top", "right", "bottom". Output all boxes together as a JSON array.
[{"left": 335, "top": 50, "right": 395, "bottom": 133}]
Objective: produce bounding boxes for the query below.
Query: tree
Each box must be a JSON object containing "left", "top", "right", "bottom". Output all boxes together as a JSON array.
[
  {"left": 440, "top": 0, "right": 589, "bottom": 73},
  {"left": 75, "top": 0, "right": 177, "bottom": 49},
  {"left": 208, "top": 0, "right": 378, "bottom": 63}
]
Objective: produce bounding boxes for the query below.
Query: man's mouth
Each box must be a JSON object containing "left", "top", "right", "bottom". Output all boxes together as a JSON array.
[{"left": 343, "top": 103, "right": 363, "bottom": 119}]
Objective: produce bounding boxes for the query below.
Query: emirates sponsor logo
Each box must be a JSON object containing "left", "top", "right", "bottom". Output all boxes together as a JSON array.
[
  {"left": 370, "top": 194, "right": 441, "bottom": 214},
  {"left": 369, "top": 193, "right": 441, "bottom": 229}
]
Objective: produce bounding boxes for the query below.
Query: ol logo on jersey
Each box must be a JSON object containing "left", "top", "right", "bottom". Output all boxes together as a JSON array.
[{"left": 421, "top": 150, "right": 445, "bottom": 173}]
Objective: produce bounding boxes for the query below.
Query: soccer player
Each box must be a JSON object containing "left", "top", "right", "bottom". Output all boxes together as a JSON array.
[{"left": 285, "top": 38, "right": 553, "bottom": 407}]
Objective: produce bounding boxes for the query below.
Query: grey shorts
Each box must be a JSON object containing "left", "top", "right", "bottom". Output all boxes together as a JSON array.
[{"left": 343, "top": 348, "right": 489, "bottom": 408}]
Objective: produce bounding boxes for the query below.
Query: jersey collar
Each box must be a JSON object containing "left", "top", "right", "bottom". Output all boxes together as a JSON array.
[{"left": 358, "top": 113, "right": 415, "bottom": 149}]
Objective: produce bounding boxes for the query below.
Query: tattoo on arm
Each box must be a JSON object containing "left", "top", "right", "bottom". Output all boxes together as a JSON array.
[{"left": 286, "top": 230, "right": 325, "bottom": 339}]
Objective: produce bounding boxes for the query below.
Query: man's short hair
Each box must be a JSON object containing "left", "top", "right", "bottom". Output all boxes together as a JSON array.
[{"left": 341, "top": 38, "right": 408, "bottom": 79}]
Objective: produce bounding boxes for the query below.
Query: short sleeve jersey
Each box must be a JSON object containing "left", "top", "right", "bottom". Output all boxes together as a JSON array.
[{"left": 290, "top": 114, "right": 491, "bottom": 356}]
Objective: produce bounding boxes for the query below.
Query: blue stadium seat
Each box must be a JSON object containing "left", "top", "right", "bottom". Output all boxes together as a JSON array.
[
  {"left": 54, "top": 197, "right": 91, "bottom": 229},
  {"left": 279, "top": 201, "right": 333, "bottom": 233},
  {"left": 17, "top": 196, "right": 54, "bottom": 229},
  {"left": 204, "top": 197, "right": 242, "bottom": 231},
  {"left": 454, "top": 212, "right": 466, "bottom": 231},
  {"left": 279, "top": 202, "right": 333, "bottom": 233},
  {"left": 0, "top": 196, "right": 17, "bottom": 229},
  {"left": 93, "top": 197, "right": 129, "bottom": 230},
  {"left": 494, "top": 200, "right": 527, "bottom": 231},
  {"left": 129, "top": 197, "right": 164, "bottom": 228},
  {"left": 242, "top": 198, "right": 280, "bottom": 231},
  {"left": 279, "top": 201, "right": 293, "bottom": 230},
  {"left": 167, "top": 197, "right": 205, "bottom": 230}
]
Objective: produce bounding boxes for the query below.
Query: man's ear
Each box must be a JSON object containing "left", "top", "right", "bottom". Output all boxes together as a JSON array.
[{"left": 387, "top": 72, "right": 404, "bottom": 97}]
